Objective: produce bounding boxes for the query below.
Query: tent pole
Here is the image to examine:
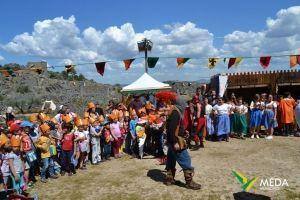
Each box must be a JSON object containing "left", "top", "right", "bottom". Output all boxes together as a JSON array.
[{"left": 144, "top": 38, "right": 148, "bottom": 74}]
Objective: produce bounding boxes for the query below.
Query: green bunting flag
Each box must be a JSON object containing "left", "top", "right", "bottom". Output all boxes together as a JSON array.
[
  {"left": 123, "top": 59, "right": 135, "bottom": 70},
  {"left": 147, "top": 57, "right": 159, "bottom": 68},
  {"left": 177, "top": 57, "right": 190, "bottom": 68}
]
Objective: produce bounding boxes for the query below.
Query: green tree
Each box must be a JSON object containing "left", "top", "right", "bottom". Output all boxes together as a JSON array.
[{"left": 16, "top": 85, "right": 31, "bottom": 94}]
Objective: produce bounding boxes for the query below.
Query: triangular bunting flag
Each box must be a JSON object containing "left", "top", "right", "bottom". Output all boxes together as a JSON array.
[
  {"left": 260, "top": 56, "right": 271, "bottom": 69},
  {"left": 228, "top": 57, "right": 243, "bottom": 69},
  {"left": 65, "top": 65, "right": 75, "bottom": 74},
  {"left": 177, "top": 57, "right": 190, "bottom": 68},
  {"left": 290, "top": 55, "right": 300, "bottom": 68},
  {"left": 123, "top": 59, "right": 135, "bottom": 70},
  {"left": 223, "top": 58, "right": 227, "bottom": 63},
  {"left": 95, "top": 62, "right": 106, "bottom": 76},
  {"left": 234, "top": 57, "right": 243, "bottom": 66},
  {"left": 228, "top": 58, "right": 236, "bottom": 69},
  {"left": 208, "top": 58, "right": 219, "bottom": 69},
  {"left": 147, "top": 57, "right": 159, "bottom": 68}
]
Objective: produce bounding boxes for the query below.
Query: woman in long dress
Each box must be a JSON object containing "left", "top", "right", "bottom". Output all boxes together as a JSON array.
[
  {"left": 249, "top": 94, "right": 262, "bottom": 139},
  {"left": 212, "top": 97, "right": 231, "bottom": 142},
  {"left": 232, "top": 97, "right": 248, "bottom": 139},
  {"left": 263, "top": 95, "right": 278, "bottom": 140}
]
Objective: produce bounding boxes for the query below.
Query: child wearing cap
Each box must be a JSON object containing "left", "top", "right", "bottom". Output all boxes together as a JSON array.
[
  {"left": 102, "top": 121, "right": 112, "bottom": 160},
  {"left": 20, "top": 124, "right": 37, "bottom": 186},
  {"left": 60, "top": 122, "right": 76, "bottom": 176},
  {"left": 74, "top": 119, "right": 89, "bottom": 170},
  {"left": 109, "top": 114, "right": 122, "bottom": 158},
  {"left": 10, "top": 142, "right": 26, "bottom": 194},
  {"left": 35, "top": 123, "right": 58, "bottom": 183},
  {"left": 89, "top": 117, "right": 102, "bottom": 165},
  {"left": 136, "top": 120, "right": 147, "bottom": 159},
  {"left": 129, "top": 110, "right": 138, "bottom": 157},
  {"left": 1, "top": 143, "right": 25, "bottom": 195}
]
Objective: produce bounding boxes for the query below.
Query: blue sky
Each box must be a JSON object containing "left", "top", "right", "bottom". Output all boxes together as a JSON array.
[{"left": 0, "top": 0, "right": 299, "bottom": 84}]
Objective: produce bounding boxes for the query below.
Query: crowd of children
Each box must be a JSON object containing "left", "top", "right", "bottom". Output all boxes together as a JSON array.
[
  {"left": 0, "top": 98, "right": 169, "bottom": 198},
  {"left": 0, "top": 89, "right": 299, "bottom": 198}
]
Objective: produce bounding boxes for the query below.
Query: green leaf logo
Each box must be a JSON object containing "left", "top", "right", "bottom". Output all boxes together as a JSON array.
[{"left": 232, "top": 170, "right": 258, "bottom": 192}]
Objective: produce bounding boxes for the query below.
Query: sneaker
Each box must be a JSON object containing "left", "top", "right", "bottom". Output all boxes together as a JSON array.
[
  {"left": 68, "top": 172, "right": 73, "bottom": 176},
  {"left": 256, "top": 135, "right": 260, "bottom": 139},
  {"left": 250, "top": 135, "right": 254, "bottom": 139},
  {"left": 28, "top": 181, "right": 34, "bottom": 188},
  {"left": 266, "top": 135, "right": 273, "bottom": 140},
  {"left": 50, "top": 174, "right": 59, "bottom": 179},
  {"left": 61, "top": 171, "right": 66, "bottom": 176},
  {"left": 41, "top": 178, "right": 47, "bottom": 183}
]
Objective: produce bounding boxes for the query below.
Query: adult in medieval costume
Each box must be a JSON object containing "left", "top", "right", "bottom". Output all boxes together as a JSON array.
[
  {"left": 232, "top": 97, "right": 248, "bottom": 139},
  {"left": 156, "top": 91, "right": 201, "bottom": 190},
  {"left": 262, "top": 95, "right": 278, "bottom": 140},
  {"left": 192, "top": 95, "right": 206, "bottom": 149},
  {"left": 295, "top": 98, "right": 300, "bottom": 135},
  {"left": 279, "top": 92, "right": 296, "bottom": 136}
]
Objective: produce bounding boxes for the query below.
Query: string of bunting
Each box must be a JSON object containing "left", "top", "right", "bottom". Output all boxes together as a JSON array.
[{"left": 1, "top": 54, "right": 300, "bottom": 77}]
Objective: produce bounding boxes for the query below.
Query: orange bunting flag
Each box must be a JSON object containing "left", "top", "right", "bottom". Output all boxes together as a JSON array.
[
  {"left": 290, "top": 55, "right": 300, "bottom": 68},
  {"left": 228, "top": 57, "right": 243, "bottom": 69},
  {"left": 95, "top": 62, "right": 106, "bottom": 76},
  {"left": 177, "top": 57, "right": 190, "bottom": 68},
  {"left": 123, "top": 59, "right": 135, "bottom": 70},
  {"left": 260, "top": 56, "right": 272, "bottom": 69}
]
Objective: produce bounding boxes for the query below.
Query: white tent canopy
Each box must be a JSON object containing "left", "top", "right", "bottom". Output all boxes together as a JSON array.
[{"left": 121, "top": 73, "right": 171, "bottom": 93}]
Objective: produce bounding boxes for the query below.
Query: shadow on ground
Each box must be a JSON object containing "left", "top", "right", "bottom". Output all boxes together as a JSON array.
[
  {"left": 147, "top": 169, "right": 186, "bottom": 188},
  {"left": 233, "top": 192, "right": 271, "bottom": 200},
  {"left": 147, "top": 169, "right": 165, "bottom": 182}
]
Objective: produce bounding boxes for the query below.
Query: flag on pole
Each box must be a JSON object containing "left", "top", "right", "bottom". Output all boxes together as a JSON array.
[
  {"left": 147, "top": 57, "right": 159, "bottom": 68},
  {"left": 290, "top": 55, "right": 300, "bottom": 68},
  {"left": 259, "top": 56, "right": 271, "bottom": 69},
  {"left": 208, "top": 58, "right": 219, "bottom": 69},
  {"left": 65, "top": 65, "right": 75, "bottom": 74},
  {"left": 177, "top": 57, "right": 190, "bottom": 68},
  {"left": 95, "top": 62, "right": 106, "bottom": 76},
  {"left": 228, "top": 57, "right": 243, "bottom": 69},
  {"left": 123, "top": 59, "right": 135, "bottom": 70}
]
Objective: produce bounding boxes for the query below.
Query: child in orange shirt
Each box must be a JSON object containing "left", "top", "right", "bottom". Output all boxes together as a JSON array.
[{"left": 35, "top": 123, "right": 58, "bottom": 183}]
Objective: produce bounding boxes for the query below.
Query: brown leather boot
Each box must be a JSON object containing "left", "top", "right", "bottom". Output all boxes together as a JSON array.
[
  {"left": 164, "top": 169, "right": 175, "bottom": 186},
  {"left": 184, "top": 169, "right": 201, "bottom": 190}
]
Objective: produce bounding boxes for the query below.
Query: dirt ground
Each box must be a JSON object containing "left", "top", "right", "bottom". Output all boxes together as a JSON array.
[{"left": 29, "top": 137, "right": 300, "bottom": 200}]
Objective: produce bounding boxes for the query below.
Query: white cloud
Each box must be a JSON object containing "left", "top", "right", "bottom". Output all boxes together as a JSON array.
[
  {"left": 1, "top": 6, "right": 300, "bottom": 84},
  {"left": 222, "top": 6, "right": 300, "bottom": 56},
  {"left": 0, "top": 55, "right": 4, "bottom": 62}
]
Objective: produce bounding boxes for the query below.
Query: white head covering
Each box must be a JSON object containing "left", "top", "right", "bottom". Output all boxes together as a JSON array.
[{"left": 6, "top": 107, "right": 13, "bottom": 113}]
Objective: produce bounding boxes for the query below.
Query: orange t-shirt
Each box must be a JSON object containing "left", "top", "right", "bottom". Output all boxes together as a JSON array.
[
  {"left": 0, "top": 133, "right": 8, "bottom": 147},
  {"left": 10, "top": 135, "right": 21, "bottom": 147},
  {"left": 279, "top": 98, "right": 296, "bottom": 124}
]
